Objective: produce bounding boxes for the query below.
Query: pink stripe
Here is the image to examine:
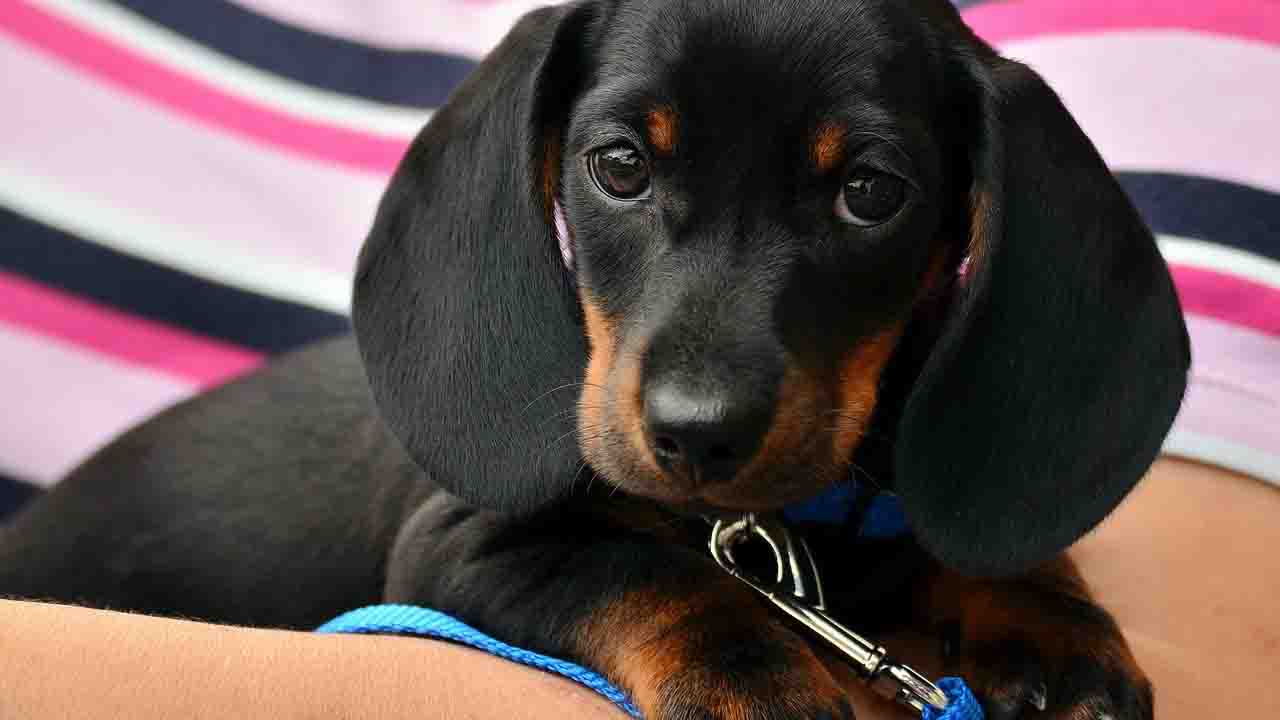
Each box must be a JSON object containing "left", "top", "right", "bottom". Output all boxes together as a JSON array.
[
  {"left": 0, "top": 37, "right": 384, "bottom": 277},
  {"left": 1171, "top": 265, "right": 1280, "bottom": 338},
  {"left": 0, "top": 272, "right": 263, "bottom": 387},
  {"left": 963, "top": 0, "right": 1280, "bottom": 48},
  {"left": 993, "top": 32, "right": 1280, "bottom": 195},
  {"left": 1173, "top": 314, "right": 1280, "bottom": 459},
  {"left": 0, "top": 323, "right": 196, "bottom": 486},
  {"left": 0, "top": 0, "right": 407, "bottom": 175}
]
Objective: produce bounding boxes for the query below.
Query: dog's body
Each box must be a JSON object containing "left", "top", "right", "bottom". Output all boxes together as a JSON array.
[{"left": 1, "top": 1, "right": 1188, "bottom": 718}]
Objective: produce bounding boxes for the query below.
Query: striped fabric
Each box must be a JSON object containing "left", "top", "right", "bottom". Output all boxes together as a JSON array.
[{"left": 1, "top": 0, "right": 1277, "bottom": 518}]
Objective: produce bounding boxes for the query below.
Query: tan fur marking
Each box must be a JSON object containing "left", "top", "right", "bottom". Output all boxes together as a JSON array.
[
  {"left": 812, "top": 121, "right": 846, "bottom": 173},
  {"left": 646, "top": 106, "right": 678, "bottom": 156},
  {"left": 581, "top": 587, "right": 719, "bottom": 713},
  {"left": 832, "top": 323, "right": 907, "bottom": 459},
  {"left": 541, "top": 131, "right": 562, "bottom": 226},
  {"left": 578, "top": 293, "right": 615, "bottom": 469},
  {"left": 967, "top": 186, "right": 995, "bottom": 276},
  {"left": 738, "top": 364, "right": 821, "bottom": 486},
  {"left": 578, "top": 293, "right": 661, "bottom": 483},
  {"left": 579, "top": 583, "right": 841, "bottom": 719},
  {"left": 616, "top": 350, "right": 658, "bottom": 475}
]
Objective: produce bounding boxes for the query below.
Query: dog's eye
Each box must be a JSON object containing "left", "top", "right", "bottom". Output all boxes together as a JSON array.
[
  {"left": 835, "top": 169, "right": 906, "bottom": 226},
  {"left": 589, "top": 144, "right": 651, "bottom": 200}
]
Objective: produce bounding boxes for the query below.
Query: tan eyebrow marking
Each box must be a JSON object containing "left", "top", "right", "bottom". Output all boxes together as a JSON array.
[
  {"left": 812, "top": 120, "right": 846, "bottom": 173},
  {"left": 646, "top": 105, "right": 678, "bottom": 156}
]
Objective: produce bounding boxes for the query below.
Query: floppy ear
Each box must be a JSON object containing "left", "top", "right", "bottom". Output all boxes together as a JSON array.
[
  {"left": 353, "top": 3, "right": 602, "bottom": 513},
  {"left": 895, "top": 50, "right": 1191, "bottom": 576}
]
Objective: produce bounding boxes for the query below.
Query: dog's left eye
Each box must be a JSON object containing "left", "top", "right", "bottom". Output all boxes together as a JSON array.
[
  {"left": 589, "top": 144, "right": 651, "bottom": 200},
  {"left": 835, "top": 168, "right": 906, "bottom": 226}
]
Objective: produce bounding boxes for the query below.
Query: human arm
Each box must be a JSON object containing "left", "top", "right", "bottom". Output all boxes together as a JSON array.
[{"left": 0, "top": 598, "right": 631, "bottom": 720}]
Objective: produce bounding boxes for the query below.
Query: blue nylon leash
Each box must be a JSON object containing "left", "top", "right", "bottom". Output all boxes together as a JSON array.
[
  {"left": 318, "top": 603, "right": 982, "bottom": 719},
  {"left": 318, "top": 604, "right": 643, "bottom": 717}
]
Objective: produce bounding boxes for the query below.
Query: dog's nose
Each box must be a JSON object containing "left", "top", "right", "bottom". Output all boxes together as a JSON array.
[{"left": 644, "top": 380, "right": 772, "bottom": 485}]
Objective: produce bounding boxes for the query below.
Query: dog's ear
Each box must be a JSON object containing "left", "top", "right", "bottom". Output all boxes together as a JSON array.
[
  {"left": 353, "top": 3, "right": 602, "bottom": 513},
  {"left": 895, "top": 49, "right": 1190, "bottom": 576}
]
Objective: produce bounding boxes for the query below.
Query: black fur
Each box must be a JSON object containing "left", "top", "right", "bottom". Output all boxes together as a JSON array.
[
  {"left": 2, "top": 1, "right": 1185, "bottom": 718},
  {"left": 354, "top": 3, "right": 594, "bottom": 515},
  {"left": 894, "top": 25, "right": 1191, "bottom": 577}
]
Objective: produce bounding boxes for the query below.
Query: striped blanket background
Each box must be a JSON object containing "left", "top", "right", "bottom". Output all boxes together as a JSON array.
[{"left": 2, "top": 0, "right": 1277, "bottom": 520}]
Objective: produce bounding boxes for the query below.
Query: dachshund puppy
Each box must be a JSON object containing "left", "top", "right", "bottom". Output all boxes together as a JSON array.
[{"left": 1, "top": 0, "right": 1188, "bottom": 718}]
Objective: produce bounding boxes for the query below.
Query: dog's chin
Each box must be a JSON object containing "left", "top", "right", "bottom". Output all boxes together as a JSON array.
[
  {"left": 580, "top": 426, "right": 855, "bottom": 516},
  {"left": 601, "top": 466, "right": 841, "bottom": 517}
]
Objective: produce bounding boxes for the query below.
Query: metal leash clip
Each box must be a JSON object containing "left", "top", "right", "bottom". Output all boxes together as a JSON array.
[{"left": 709, "top": 514, "right": 949, "bottom": 714}]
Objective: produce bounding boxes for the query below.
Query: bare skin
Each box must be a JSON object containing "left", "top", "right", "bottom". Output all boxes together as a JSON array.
[
  {"left": 1, "top": 457, "right": 1275, "bottom": 719},
  {"left": 0, "top": 599, "right": 626, "bottom": 720},
  {"left": 847, "top": 457, "right": 1280, "bottom": 720}
]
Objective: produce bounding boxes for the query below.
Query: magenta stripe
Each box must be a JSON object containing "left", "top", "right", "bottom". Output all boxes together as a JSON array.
[
  {"left": 0, "top": 0, "right": 407, "bottom": 175},
  {"left": 1171, "top": 265, "right": 1280, "bottom": 338},
  {"left": 963, "top": 0, "right": 1280, "bottom": 47},
  {"left": 0, "top": 271, "right": 263, "bottom": 387},
  {"left": 1174, "top": 314, "right": 1280, "bottom": 459},
  {"left": 0, "top": 323, "right": 196, "bottom": 486}
]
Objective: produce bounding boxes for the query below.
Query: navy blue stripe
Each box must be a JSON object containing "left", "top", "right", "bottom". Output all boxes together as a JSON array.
[
  {"left": 0, "top": 473, "right": 40, "bottom": 522},
  {"left": 107, "top": 0, "right": 476, "bottom": 109},
  {"left": 0, "top": 206, "right": 349, "bottom": 354},
  {"left": 1116, "top": 172, "right": 1280, "bottom": 263},
  {"left": 2, "top": 174, "right": 1269, "bottom": 356}
]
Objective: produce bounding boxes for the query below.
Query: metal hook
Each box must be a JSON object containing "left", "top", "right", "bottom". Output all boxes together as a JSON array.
[{"left": 709, "top": 514, "right": 949, "bottom": 714}]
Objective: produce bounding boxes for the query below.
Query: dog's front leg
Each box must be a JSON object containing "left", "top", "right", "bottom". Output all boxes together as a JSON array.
[
  {"left": 385, "top": 493, "right": 854, "bottom": 720},
  {"left": 915, "top": 555, "right": 1152, "bottom": 720}
]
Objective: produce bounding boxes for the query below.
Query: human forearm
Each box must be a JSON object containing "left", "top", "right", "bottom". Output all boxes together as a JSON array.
[{"left": 0, "top": 599, "right": 629, "bottom": 719}]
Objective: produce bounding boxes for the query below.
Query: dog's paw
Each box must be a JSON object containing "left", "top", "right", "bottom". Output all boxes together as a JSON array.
[
  {"left": 942, "top": 612, "right": 1153, "bottom": 720},
  {"left": 635, "top": 621, "right": 854, "bottom": 720},
  {"left": 652, "top": 665, "right": 854, "bottom": 720}
]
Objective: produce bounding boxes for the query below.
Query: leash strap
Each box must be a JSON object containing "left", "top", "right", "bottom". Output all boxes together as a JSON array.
[
  {"left": 319, "top": 604, "right": 643, "bottom": 717},
  {"left": 318, "top": 604, "right": 982, "bottom": 719},
  {"left": 926, "top": 679, "right": 984, "bottom": 720}
]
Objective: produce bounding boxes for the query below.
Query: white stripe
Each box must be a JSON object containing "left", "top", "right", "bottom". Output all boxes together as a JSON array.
[
  {"left": 0, "top": 170, "right": 352, "bottom": 316},
  {"left": 29, "top": 0, "right": 431, "bottom": 139},
  {"left": 226, "top": 0, "right": 554, "bottom": 59},
  {"left": 1163, "top": 429, "right": 1280, "bottom": 488},
  {"left": 1157, "top": 235, "right": 1280, "bottom": 291}
]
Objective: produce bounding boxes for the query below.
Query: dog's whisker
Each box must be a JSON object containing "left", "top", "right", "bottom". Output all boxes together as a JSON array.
[
  {"left": 519, "top": 382, "right": 607, "bottom": 419},
  {"left": 569, "top": 459, "right": 592, "bottom": 496},
  {"left": 521, "top": 382, "right": 588, "bottom": 413},
  {"left": 844, "top": 460, "right": 884, "bottom": 489},
  {"left": 534, "top": 404, "right": 604, "bottom": 430}
]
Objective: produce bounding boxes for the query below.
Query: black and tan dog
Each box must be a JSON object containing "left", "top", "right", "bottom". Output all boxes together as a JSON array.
[{"left": 0, "top": 0, "right": 1189, "bottom": 718}]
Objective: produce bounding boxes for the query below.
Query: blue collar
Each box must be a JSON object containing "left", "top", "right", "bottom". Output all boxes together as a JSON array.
[{"left": 782, "top": 480, "right": 910, "bottom": 538}]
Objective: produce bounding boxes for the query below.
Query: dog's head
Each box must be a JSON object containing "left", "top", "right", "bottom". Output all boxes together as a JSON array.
[{"left": 353, "top": 0, "right": 1189, "bottom": 576}]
